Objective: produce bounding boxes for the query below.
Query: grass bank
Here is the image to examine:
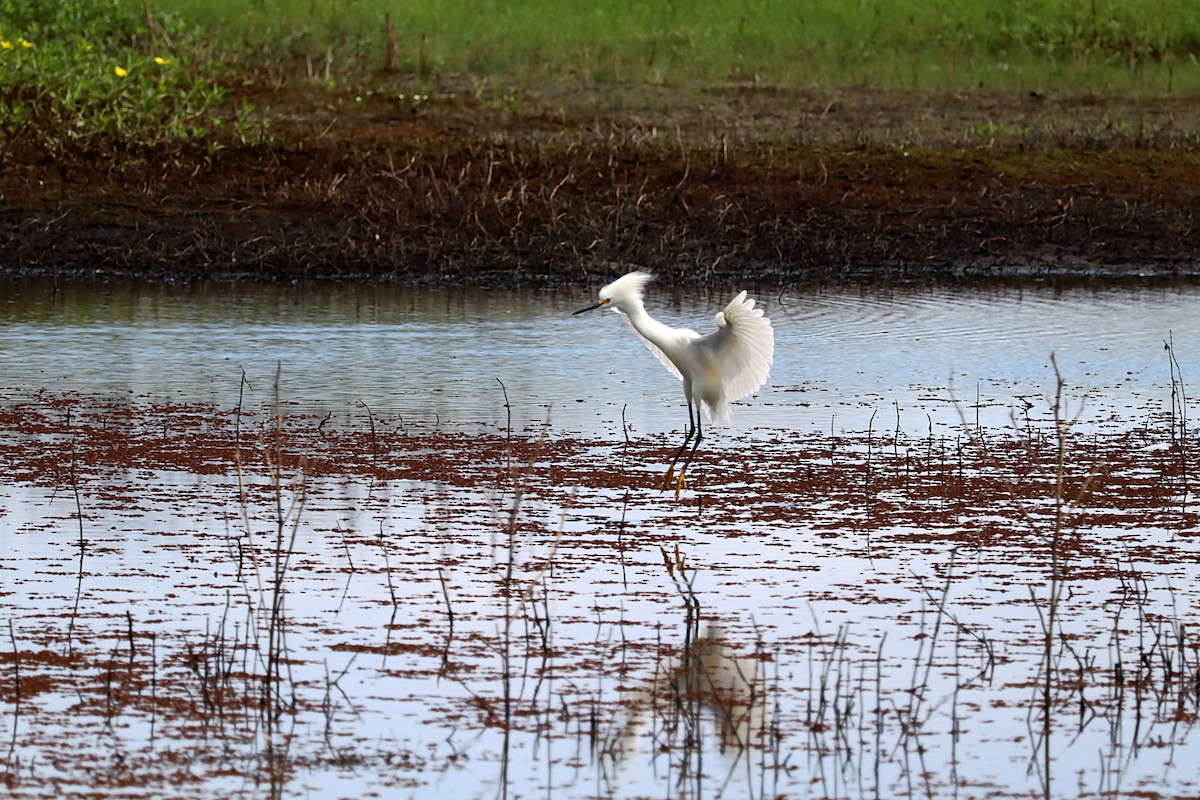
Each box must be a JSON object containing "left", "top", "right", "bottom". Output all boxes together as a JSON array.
[
  {"left": 1, "top": 0, "right": 1197, "bottom": 156},
  {"left": 1, "top": 1, "right": 1197, "bottom": 284},
  {"left": 0, "top": 0, "right": 266, "bottom": 155},
  {"left": 157, "top": 0, "right": 1199, "bottom": 92}
]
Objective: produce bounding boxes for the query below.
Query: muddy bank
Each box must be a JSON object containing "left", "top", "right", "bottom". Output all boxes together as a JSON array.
[{"left": 2, "top": 83, "right": 1198, "bottom": 286}]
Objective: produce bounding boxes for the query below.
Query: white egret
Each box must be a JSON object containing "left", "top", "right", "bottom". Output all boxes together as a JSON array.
[{"left": 573, "top": 271, "right": 774, "bottom": 495}]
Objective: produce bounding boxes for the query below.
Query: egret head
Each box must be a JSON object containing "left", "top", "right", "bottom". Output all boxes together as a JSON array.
[{"left": 573, "top": 271, "right": 653, "bottom": 316}]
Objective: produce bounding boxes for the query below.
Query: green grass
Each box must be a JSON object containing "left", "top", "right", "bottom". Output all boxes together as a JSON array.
[
  {"left": 154, "top": 0, "right": 1200, "bottom": 92},
  {"left": 2, "top": 0, "right": 1197, "bottom": 155},
  {"left": 0, "top": 0, "right": 231, "bottom": 154}
]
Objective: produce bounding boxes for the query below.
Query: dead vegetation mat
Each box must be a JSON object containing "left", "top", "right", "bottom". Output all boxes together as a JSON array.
[{"left": 2, "top": 82, "right": 1199, "bottom": 286}]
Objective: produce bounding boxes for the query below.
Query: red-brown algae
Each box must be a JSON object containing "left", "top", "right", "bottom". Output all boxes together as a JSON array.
[{"left": 1, "top": 390, "right": 1199, "bottom": 798}]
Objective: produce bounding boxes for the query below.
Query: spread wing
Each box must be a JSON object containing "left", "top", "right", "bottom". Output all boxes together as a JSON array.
[{"left": 694, "top": 290, "right": 774, "bottom": 402}]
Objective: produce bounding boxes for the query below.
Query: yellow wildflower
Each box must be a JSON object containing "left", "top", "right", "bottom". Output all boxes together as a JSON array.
[
  {"left": 0, "top": 41, "right": 12, "bottom": 50},
  {"left": 114, "top": 65, "right": 128, "bottom": 77},
  {"left": 19, "top": 38, "right": 32, "bottom": 48},
  {"left": 154, "top": 56, "right": 171, "bottom": 65}
]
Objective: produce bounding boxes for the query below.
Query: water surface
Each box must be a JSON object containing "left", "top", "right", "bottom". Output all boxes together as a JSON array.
[
  {"left": 2, "top": 278, "right": 1197, "bottom": 436},
  {"left": 2, "top": 277, "right": 1198, "bottom": 800}
]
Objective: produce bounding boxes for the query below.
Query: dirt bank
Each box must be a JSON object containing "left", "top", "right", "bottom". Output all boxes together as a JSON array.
[{"left": 2, "top": 82, "right": 1198, "bottom": 286}]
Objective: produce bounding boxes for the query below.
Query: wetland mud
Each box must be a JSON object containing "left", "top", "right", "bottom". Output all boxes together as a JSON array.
[{"left": 2, "top": 83, "right": 1199, "bottom": 285}]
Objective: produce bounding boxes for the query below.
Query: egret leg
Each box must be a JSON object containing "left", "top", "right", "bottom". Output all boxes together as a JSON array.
[
  {"left": 674, "top": 411, "right": 704, "bottom": 499},
  {"left": 663, "top": 396, "right": 697, "bottom": 491}
]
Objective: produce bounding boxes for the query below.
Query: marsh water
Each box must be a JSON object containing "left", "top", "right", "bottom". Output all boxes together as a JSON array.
[
  {"left": 4, "top": 278, "right": 1199, "bottom": 434},
  {"left": 2, "top": 276, "right": 1199, "bottom": 800}
]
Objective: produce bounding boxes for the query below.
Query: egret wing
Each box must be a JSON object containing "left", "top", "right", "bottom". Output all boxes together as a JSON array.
[{"left": 695, "top": 290, "right": 774, "bottom": 402}]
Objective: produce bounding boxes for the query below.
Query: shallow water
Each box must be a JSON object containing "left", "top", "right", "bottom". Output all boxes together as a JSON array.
[
  {"left": 2, "top": 278, "right": 1198, "bottom": 435},
  {"left": 2, "top": 277, "right": 1199, "bottom": 800}
]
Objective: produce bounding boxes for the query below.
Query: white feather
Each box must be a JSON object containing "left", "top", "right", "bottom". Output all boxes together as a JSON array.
[
  {"left": 590, "top": 272, "right": 774, "bottom": 426},
  {"left": 575, "top": 270, "right": 776, "bottom": 490},
  {"left": 695, "top": 290, "right": 775, "bottom": 408}
]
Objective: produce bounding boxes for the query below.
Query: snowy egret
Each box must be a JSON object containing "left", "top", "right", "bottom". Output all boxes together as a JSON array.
[{"left": 573, "top": 271, "right": 774, "bottom": 495}]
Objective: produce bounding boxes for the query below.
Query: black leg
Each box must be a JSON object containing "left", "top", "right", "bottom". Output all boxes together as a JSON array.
[
  {"left": 676, "top": 407, "right": 704, "bottom": 487},
  {"left": 664, "top": 396, "right": 696, "bottom": 489}
]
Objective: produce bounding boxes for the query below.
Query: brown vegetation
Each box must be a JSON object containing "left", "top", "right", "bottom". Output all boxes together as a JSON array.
[{"left": 2, "top": 83, "right": 1198, "bottom": 285}]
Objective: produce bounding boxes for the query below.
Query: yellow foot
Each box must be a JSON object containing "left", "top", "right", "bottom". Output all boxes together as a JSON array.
[
  {"left": 674, "top": 471, "right": 687, "bottom": 500},
  {"left": 663, "top": 465, "right": 676, "bottom": 491}
]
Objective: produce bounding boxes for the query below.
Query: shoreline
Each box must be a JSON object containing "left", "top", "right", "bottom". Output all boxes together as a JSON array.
[{"left": 3, "top": 84, "right": 1198, "bottom": 287}]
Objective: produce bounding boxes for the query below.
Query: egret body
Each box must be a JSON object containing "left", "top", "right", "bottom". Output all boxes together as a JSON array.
[{"left": 573, "top": 271, "right": 774, "bottom": 494}]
